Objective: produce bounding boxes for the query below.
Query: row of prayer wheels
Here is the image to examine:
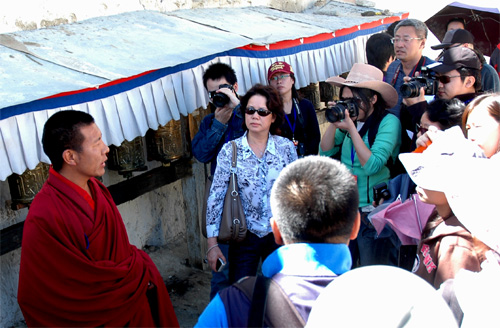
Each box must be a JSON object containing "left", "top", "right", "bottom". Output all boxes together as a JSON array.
[{"left": 8, "top": 118, "right": 189, "bottom": 209}]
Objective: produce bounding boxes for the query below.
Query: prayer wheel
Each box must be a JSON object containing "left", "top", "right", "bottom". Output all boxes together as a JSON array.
[
  {"left": 8, "top": 162, "right": 50, "bottom": 209},
  {"left": 298, "top": 82, "right": 321, "bottom": 110},
  {"left": 146, "top": 117, "right": 188, "bottom": 166},
  {"left": 107, "top": 136, "right": 148, "bottom": 178}
]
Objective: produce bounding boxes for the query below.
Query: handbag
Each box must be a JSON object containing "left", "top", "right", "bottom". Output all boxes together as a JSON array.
[{"left": 201, "top": 141, "right": 247, "bottom": 242}]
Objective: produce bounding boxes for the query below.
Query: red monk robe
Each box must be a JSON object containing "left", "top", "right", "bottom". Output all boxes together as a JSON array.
[{"left": 18, "top": 168, "right": 179, "bottom": 327}]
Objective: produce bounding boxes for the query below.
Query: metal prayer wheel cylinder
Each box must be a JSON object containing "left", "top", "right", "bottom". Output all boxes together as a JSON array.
[
  {"left": 146, "top": 117, "right": 187, "bottom": 165},
  {"left": 298, "top": 82, "right": 321, "bottom": 110},
  {"left": 107, "top": 136, "right": 148, "bottom": 178},
  {"left": 8, "top": 162, "right": 50, "bottom": 209},
  {"left": 319, "top": 81, "right": 337, "bottom": 103}
]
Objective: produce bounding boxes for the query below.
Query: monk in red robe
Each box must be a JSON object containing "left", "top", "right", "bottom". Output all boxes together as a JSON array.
[{"left": 18, "top": 110, "right": 179, "bottom": 327}]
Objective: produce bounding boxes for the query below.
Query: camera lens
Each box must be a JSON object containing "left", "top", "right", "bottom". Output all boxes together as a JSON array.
[
  {"left": 212, "top": 93, "right": 230, "bottom": 108},
  {"left": 325, "top": 103, "right": 346, "bottom": 123},
  {"left": 400, "top": 81, "right": 421, "bottom": 98}
]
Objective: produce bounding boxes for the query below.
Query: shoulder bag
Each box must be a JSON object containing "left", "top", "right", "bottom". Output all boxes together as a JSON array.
[{"left": 201, "top": 141, "right": 247, "bottom": 242}]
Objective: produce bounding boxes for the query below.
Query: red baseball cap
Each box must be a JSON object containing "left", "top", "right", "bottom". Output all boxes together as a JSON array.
[{"left": 267, "top": 61, "right": 294, "bottom": 81}]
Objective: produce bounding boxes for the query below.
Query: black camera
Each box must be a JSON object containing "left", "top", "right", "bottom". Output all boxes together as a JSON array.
[
  {"left": 373, "top": 182, "right": 391, "bottom": 204},
  {"left": 210, "top": 84, "right": 233, "bottom": 108},
  {"left": 400, "top": 67, "right": 438, "bottom": 98},
  {"left": 325, "top": 99, "right": 359, "bottom": 123}
]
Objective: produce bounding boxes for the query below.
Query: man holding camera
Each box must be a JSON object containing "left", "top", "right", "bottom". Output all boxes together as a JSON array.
[
  {"left": 192, "top": 62, "right": 244, "bottom": 176},
  {"left": 192, "top": 62, "right": 245, "bottom": 300},
  {"left": 385, "top": 19, "right": 435, "bottom": 118},
  {"left": 401, "top": 46, "right": 481, "bottom": 151}
]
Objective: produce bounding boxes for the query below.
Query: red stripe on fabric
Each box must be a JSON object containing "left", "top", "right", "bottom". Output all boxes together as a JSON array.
[
  {"left": 239, "top": 13, "right": 409, "bottom": 51},
  {"left": 41, "top": 69, "right": 159, "bottom": 100}
]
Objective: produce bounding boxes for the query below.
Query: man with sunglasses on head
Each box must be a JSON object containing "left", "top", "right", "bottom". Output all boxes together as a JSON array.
[
  {"left": 401, "top": 46, "right": 482, "bottom": 151},
  {"left": 192, "top": 62, "right": 245, "bottom": 301}
]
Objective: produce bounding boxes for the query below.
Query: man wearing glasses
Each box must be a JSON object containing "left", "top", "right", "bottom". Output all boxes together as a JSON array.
[
  {"left": 385, "top": 19, "right": 435, "bottom": 119},
  {"left": 402, "top": 46, "right": 481, "bottom": 151},
  {"left": 191, "top": 62, "right": 245, "bottom": 300}
]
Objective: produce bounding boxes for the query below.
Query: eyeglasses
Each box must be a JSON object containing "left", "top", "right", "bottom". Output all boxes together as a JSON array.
[
  {"left": 245, "top": 107, "right": 272, "bottom": 117},
  {"left": 391, "top": 37, "right": 423, "bottom": 44},
  {"left": 416, "top": 123, "right": 428, "bottom": 135},
  {"left": 436, "top": 75, "right": 462, "bottom": 84},
  {"left": 269, "top": 74, "right": 290, "bottom": 81}
]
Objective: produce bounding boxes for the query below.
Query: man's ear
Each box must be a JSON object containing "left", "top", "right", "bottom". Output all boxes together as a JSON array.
[
  {"left": 419, "top": 39, "right": 426, "bottom": 50},
  {"left": 62, "top": 149, "right": 77, "bottom": 167},
  {"left": 350, "top": 212, "right": 361, "bottom": 241},
  {"left": 233, "top": 82, "right": 239, "bottom": 93},
  {"left": 465, "top": 76, "right": 475, "bottom": 88},
  {"left": 271, "top": 217, "right": 285, "bottom": 245}
]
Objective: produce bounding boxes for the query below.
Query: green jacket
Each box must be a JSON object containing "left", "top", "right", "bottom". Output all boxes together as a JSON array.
[{"left": 320, "top": 114, "right": 401, "bottom": 207}]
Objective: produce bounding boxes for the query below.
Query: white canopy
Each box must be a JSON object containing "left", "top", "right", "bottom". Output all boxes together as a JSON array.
[{"left": 0, "top": 3, "right": 407, "bottom": 180}]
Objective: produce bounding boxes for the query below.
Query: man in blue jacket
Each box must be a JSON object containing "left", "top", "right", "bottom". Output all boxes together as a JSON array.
[
  {"left": 192, "top": 62, "right": 245, "bottom": 300},
  {"left": 195, "top": 156, "right": 361, "bottom": 327}
]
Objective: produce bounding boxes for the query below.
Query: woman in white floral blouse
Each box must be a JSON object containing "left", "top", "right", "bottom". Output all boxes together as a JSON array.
[{"left": 205, "top": 84, "right": 298, "bottom": 284}]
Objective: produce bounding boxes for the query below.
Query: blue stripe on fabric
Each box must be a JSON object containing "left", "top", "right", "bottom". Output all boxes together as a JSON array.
[{"left": 0, "top": 24, "right": 389, "bottom": 120}]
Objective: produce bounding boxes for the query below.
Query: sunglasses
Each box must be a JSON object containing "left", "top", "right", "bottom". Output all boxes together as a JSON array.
[
  {"left": 245, "top": 107, "right": 272, "bottom": 117},
  {"left": 436, "top": 75, "right": 462, "bottom": 84},
  {"left": 416, "top": 123, "right": 428, "bottom": 135}
]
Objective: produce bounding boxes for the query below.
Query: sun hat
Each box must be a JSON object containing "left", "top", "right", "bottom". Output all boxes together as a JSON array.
[
  {"left": 427, "top": 46, "right": 481, "bottom": 73},
  {"left": 398, "top": 126, "right": 479, "bottom": 192},
  {"left": 431, "top": 28, "right": 475, "bottom": 50},
  {"left": 444, "top": 155, "right": 500, "bottom": 254},
  {"left": 267, "top": 61, "right": 294, "bottom": 81},
  {"left": 326, "top": 63, "right": 398, "bottom": 108},
  {"left": 306, "top": 266, "right": 457, "bottom": 327},
  {"left": 399, "top": 126, "right": 500, "bottom": 253}
]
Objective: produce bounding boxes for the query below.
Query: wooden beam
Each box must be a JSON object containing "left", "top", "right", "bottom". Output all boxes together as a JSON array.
[{"left": 0, "top": 159, "right": 193, "bottom": 256}]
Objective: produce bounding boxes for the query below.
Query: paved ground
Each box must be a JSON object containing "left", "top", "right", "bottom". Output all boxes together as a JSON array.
[{"left": 146, "top": 244, "right": 212, "bottom": 327}]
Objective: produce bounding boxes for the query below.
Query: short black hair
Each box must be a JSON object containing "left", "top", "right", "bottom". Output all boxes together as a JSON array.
[
  {"left": 42, "top": 110, "right": 95, "bottom": 171},
  {"left": 386, "top": 20, "right": 400, "bottom": 37},
  {"left": 458, "top": 67, "right": 482, "bottom": 92},
  {"left": 366, "top": 32, "right": 395, "bottom": 73},
  {"left": 202, "top": 63, "right": 237, "bottom": 90},
  {"left": 240, "top": 84, "right": 284, "bottom": 135},
  {"left": 270, "top": 156, "right": 359, "bottom": 243},
  {"left": 426, "top": 98, "right": 465, "bottom": 130},
  {"left": 446, "top": 17, "right": 466, "bottom": 30}
]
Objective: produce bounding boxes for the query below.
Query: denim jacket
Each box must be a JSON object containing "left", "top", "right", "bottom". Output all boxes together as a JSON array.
[{"left": 191, "top": 105, "right": 245, "bottom": 175}]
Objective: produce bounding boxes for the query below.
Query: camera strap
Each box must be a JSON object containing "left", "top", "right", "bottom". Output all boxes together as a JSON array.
[{"left": 390, "top": 56, "right": 427, "bottom": 86}]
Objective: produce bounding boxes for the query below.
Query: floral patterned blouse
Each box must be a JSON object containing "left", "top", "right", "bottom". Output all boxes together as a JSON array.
[{"left": 206, "top": 132, "right": 298, "bottom": 238}]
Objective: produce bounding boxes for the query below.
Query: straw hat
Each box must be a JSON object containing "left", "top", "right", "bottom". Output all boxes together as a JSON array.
[{"left": 326, "top": 63, "right": 398, "bottom": 108}]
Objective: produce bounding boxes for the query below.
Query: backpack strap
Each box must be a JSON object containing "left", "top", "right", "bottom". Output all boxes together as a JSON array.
[{"left": 235, "top": 276, "right": 306, "bottom": 328}]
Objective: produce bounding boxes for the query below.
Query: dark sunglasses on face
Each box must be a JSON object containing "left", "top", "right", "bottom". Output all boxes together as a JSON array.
[
  {"left": 245, "top": 106, "right": 272, "bottom": 117},
  {"left": 436, "top": 75, "right": 462, "bottom": 84},
  {"left": 416, "top": 123, "right": 428, "bottom": 135}
]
